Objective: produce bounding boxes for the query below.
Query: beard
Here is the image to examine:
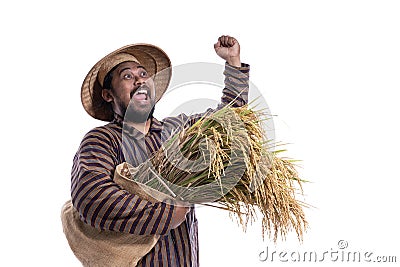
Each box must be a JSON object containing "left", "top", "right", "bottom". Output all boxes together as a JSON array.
[{"left": 123, "top": 99, "right": 156, "bottom": 123}]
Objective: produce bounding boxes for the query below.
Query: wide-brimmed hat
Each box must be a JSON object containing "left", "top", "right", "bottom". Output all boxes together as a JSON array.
[{"left": 81, "top": 43, "right": 172, "bottom": 121}]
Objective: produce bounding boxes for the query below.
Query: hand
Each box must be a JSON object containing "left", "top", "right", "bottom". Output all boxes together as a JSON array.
[
  {"left": 165, "top": 198, "right": 191, "bottom": 229},
  {"left": 170, "top": 205, "right": 190, "bottom": 229},
  {"left": 214, "top": 35, "right": 241, "bottom": 67}
]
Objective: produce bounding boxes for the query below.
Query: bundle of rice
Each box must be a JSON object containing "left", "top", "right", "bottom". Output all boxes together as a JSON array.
[{"left": 121, "top": 105, "right": 308, "bottom": 242}]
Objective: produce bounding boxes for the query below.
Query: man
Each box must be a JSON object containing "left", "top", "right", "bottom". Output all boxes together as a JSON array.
[{"left": 71, "top": 35, "right": 250, "bottom": 266}]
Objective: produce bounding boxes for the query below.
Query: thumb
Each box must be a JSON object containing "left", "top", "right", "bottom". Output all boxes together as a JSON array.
[{"left": 214, "top": 41, "right": 221, "bottom": 51}]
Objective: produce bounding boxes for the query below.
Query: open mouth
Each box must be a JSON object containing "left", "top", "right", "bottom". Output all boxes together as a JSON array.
[{"left": 131, "top": 86, "right": 150, "bottom": 101}]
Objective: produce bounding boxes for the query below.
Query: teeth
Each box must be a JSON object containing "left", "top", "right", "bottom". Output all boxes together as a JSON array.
[{"left": 135, "top": 89, "right": 148, "bottom": 95}]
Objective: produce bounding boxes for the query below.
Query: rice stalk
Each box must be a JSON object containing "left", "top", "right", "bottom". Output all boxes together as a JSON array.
[{"left": 122, "top": 104, "right": 309, "bottom": 242}]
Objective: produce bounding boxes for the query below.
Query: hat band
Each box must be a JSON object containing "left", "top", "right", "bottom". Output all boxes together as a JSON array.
[{"left": 98, "top": 53, "right": 140, "bottom": 87}]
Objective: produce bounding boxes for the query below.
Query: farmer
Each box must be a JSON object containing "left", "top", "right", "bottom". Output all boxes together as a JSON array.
[{"left": 70, "top": 35, "right": 250, "bottom": 266}]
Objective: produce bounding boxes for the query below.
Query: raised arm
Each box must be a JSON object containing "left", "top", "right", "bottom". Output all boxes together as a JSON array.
[
  {"left": 215, "top": 35, "right": 250, "bottom": 108},
  {"left": 169, "top": 35, "right": 250, "bottom": 128}
]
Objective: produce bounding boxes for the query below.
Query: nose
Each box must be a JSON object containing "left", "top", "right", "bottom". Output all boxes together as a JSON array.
[{"left": 134, "top": 75, "right": 147, "bottom": 86}]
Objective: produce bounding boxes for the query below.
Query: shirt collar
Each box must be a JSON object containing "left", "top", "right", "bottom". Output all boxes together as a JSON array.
[
  {"left": 150, "top": 117, "right": 163, "bottom": 132},
  {"left": 112, "top": 113, "right": 163, "bottom": 138},
  {"left": 112, "top": 113, "right": 124, "bottom": 126}
]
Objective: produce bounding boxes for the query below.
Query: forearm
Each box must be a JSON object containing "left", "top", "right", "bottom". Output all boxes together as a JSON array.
[
  {"left": 71, "top": 167, "right": 176, "bottom": 235},
  {"left": 220, "top": 62, "right": 250, "bottom": 107},
  {"left": 172, "top": 62, "right": 250, "bottom": 129},
  {"left": 71, "top": 129, "right": 178, "bottom": 235}
]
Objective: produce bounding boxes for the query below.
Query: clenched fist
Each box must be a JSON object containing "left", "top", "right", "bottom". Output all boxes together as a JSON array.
[{"left": 214, "top": 35, "right": 241, "bottom": 67}]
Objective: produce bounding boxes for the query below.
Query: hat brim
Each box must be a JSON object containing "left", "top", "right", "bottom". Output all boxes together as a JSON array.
[{"left": 81, "top": 44, "right": 172, "bottom": 121}]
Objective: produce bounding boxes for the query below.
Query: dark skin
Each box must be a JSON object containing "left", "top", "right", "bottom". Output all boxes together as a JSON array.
[
  {"left": 101, "top": 62, "right": 156, "bottom": 133},
  {"left": 214, "top": 35, "right": 241, "bottom": 67},
  {"left": 101, "top": 35, "right": 242, "bottom": 228}
]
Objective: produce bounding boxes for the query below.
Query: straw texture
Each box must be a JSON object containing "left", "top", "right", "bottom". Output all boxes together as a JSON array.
[
  {"left": 81, "top": 44, "right": 172, "bottom": 121},
  {"left": 121, "top": 105, "right": 309, "bottom": 242}
]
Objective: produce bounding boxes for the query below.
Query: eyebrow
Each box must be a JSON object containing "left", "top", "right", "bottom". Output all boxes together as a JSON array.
[{"left": 118, "top": 65, "right": 147, "bottom": 75}]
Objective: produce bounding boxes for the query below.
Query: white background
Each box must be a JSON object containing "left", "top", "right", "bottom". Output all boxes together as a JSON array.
[{"left": 1, "top": 0, "right": 399, "bottom": 266}]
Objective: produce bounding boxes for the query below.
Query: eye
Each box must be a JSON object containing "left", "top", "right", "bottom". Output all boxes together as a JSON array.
[
  {"left": 140, "top": 70, "right": 148, "bottom": 77},
  {"left": 123, "top": 73, "right": 133, "bottom": 80}
]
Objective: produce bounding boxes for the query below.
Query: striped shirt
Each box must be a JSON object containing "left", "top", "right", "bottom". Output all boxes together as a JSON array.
[{"left": 71, "top": 63, "right": 250, "bottom": 266}]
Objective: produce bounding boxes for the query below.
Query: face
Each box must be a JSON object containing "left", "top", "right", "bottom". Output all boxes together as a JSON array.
[{"left": 103, "top": 61, "right": 156, "bottom": 123}]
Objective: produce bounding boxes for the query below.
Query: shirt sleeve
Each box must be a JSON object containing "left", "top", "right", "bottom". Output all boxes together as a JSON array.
[
  {"left": 221, "top": 62, "right": 250, "bottom": 108},
  {"left": 71, "top": 127, "right": 176, "bottom": 235},
  {"left": 174, "top": 62, "right": 250, "bottom": 127}
]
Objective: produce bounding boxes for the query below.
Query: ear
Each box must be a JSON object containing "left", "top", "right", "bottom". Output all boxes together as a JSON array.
[{"left": 101, "top": 89, "right": 114, "bottom": 103}]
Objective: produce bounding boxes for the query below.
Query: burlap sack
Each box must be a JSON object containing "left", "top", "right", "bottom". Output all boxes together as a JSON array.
[{"left": 61, "top": 162, "right": 175, "bottom": 267}]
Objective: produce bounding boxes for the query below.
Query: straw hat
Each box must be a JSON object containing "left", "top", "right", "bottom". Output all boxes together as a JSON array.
[{"left": 81, "top": 43, "right": 172, "bottom": 121}]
